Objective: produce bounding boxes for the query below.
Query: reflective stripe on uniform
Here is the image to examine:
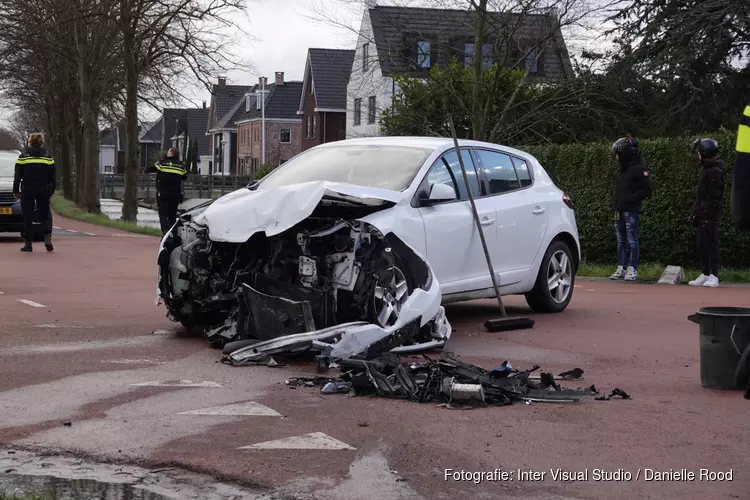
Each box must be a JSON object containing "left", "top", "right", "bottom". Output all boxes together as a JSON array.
[
  {"left": 154, "top": 161, "right": 186, "bottom": 175},
  {"left": 15, "top": 157, "right": 54, "bottom": 165},
  {"left": 736, "top": 105, "right": 750, "bottom": 154}
]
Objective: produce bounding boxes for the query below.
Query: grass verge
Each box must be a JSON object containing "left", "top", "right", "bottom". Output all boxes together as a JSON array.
[
  {"left": 578, "top": 262, "right": 750, "bottom": 284},
  {"left": 50, "top": 195, "right": 162, "bottom": 237}
]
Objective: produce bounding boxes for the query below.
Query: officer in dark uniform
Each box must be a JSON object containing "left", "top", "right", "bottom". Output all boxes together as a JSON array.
[
  {"left": 12, "top": 132, "right": 55, "bottom": 252},
  {"left": 609, "top": 136, "right": 652, "bottom": 282},
  {"left": 148, "top": 148, "right": 187, "bottom": 234},
  {"left": 687, "top": 138, "right": 726, "bottom": 288}
]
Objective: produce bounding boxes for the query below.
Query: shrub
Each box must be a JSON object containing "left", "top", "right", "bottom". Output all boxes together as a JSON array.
[{"left": 525, "top": 130, "right": 750, "bottom": 268}]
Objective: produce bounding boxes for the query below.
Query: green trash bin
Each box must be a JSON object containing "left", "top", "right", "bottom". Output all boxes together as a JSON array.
[{"left": 688, "top": 307, "right": 750, "bottom": 390}]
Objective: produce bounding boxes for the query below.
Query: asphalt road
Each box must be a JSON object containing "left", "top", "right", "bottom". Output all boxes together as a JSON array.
[{"left": 0, "top": 213, "right": 748, "bottom": 500}]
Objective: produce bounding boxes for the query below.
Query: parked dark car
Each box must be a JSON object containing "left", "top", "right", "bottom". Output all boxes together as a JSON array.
[{"left": 0, "top": 150, "right": 45, "bottom": 241}]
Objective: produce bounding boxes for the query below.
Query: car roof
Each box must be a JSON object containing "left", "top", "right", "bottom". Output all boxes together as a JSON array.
[{"left": 313, "top": 136, "right": 533, "bottom": 159}]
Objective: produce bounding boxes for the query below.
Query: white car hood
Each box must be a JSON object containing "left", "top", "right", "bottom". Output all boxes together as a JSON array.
[{"left": 191, "top": 180, "right": 402, "bottom": 243}]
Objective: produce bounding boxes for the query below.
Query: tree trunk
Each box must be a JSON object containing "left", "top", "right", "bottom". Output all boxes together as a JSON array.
[
  {"left": 471, "top": 0, "right": 488, "bottom": 141},
  {"left": 73, "top": 120, "right": 84, "bottom": 204},
  {"left": 60, "top": 116, "right": 74, "bottom": 200},
  {"left": 121, "top": 4, "right": 139, "bottom": 222}
]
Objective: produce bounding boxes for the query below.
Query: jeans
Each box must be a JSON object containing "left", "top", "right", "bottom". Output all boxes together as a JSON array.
[
  {"left": 615, "top": 211, "right": 640, "bottom": 269},
  {"left": 697, "top": 220, "right": 719, "bottom": 276}
]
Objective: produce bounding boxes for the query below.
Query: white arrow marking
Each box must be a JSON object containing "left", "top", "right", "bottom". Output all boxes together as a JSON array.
[
  {"left": 179, "top": 401, "right": 281, "bottom": 417},
  {"left": 238, "top": 432, "right": 356, "bottom": 450},
  {"left": 130, "top": 379, "right": 222, "bottom": 388}
]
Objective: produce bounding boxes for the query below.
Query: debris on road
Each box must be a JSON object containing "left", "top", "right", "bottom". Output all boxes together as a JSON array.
[
  {"left": 286, "top": 352, "right": 608, "bottom": 408},
  {"left": 595, "top": 388, "right": 632, "bottom": 401}
]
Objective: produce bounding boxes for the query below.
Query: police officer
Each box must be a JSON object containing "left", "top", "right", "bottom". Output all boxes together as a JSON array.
[
  {"left": 609, "top": 136, "right": 652, "bottom": 282},
  {"left": 12, "top": 132, "right": 55, "bottom": 252},
  {"left": 148, "top": 147, "right": 187, "bottom": 234},
  {"left": 687, "top": 139, "right": 726, "bottom": 288}
]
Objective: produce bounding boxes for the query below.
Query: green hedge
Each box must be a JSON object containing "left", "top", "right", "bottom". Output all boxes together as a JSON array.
[{"left": 525, "top": 130, "right": 750, "bottom": 268}]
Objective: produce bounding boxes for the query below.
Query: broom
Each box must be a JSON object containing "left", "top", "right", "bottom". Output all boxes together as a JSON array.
[{"left": 446, "top": 115, "right": 534, "bottom": 332}]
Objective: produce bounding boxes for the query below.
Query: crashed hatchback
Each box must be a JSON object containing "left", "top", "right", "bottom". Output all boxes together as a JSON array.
[{"left": 156, "top": 150, "right": 453, "bottom": 358}]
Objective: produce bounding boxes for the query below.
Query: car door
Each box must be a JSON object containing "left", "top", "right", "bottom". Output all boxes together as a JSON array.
[
  {"left": 473, "top": 148, "right": 549, "bottom": 280},
  {"left": 414, "top": 148, "right": 498, "bottom": 294}
]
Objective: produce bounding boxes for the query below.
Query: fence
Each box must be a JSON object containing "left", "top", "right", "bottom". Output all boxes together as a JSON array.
[{"left": 98, "top": 174, "right": 255, "bottom": 201}]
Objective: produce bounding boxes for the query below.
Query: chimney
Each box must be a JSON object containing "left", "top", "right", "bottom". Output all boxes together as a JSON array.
[
  {"left": 217, "top": 76, "right": 226, "bottom": 89},
  {"left": 275, "top": 71, "right": 284, "bottom": 86}
]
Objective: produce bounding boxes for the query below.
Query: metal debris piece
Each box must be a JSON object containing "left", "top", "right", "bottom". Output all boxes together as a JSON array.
[{"left": 595, "top": 388, "right": 631, "bottom": 401}]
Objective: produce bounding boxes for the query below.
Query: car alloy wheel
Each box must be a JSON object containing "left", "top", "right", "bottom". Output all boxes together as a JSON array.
[
  {"left": 547, "top": 249, "right": 573, "bottom": 304},
  {"left": 372, "top": 265, "right": 410, "bottom": 328}
]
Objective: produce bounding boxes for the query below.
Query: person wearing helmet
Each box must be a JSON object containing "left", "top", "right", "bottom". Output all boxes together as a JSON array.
[
  {"left": 609, "top": 136, "right": 652, "bottom": 281},
  {"left": 687, "top": 138, "right": 726, "bottom": 288}
]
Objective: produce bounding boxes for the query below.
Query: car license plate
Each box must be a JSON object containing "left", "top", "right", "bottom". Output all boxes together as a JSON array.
[{"left": 0, "top": 207, "right": 12, "bottom": 215}]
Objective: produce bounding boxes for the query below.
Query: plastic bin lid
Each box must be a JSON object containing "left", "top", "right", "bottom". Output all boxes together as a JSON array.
[{"left": 696, "top": 307, "right": 750, "bottom": 317}]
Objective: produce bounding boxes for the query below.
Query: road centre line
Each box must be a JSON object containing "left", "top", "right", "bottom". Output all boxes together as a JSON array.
[{"left": 18, "top": 299, "right": 47, "bottom": 308}]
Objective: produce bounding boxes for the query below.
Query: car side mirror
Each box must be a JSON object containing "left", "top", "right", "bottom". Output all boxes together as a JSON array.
[
  {"left": 246, "top": 180, "right": 259, "bottom": 190},
  {"left": 422, "top": 183, "right": 457, "bottom": 205}
]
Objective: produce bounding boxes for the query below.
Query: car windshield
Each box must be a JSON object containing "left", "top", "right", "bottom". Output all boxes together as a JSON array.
[
  {"left": 257, "top": 144, "right": 434, "bottom": 192},
  {"left": 0, "top": 153, "right": 18, "bottom": 177}
]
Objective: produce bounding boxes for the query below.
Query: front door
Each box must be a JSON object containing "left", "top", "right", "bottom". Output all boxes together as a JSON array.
[{"left": 416, "top": 148, "right": 498, "bottom": 294}]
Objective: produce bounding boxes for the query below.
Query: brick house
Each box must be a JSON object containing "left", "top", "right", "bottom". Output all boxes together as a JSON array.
[
  {"left": 346, "top": 2, "right": 574, "bottom": 137},
  {"left": 235, "top": 72, "right": 303, "bottom": 176},
  {"left": 206, "top": 77, "right": 254, "bottom": 175},
  {"left": 297, "top": 48, "right": 355, "bottom": 151}
]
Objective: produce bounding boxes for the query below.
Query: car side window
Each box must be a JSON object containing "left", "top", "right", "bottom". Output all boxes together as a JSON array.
[
  {"left": 511, "top": 156, "right": 532, "bottom": 187},
  {"left": 475, "top": 149, "right": 521, "bottom": 195},
  {"left": 424, "top": 149, "right": 481, "bottom": 200}
]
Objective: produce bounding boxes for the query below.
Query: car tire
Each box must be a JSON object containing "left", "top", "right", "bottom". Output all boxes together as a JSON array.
[{"left": 524, "top": 240, "right": 575, "bottom": 314}]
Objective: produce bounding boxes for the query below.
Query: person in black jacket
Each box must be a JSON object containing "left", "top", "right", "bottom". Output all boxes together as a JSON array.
[
  {"left": 609, "top": 136, "right": 652, "bottom": 281},
  {"left": 688, "top": 138, "right": 726, "bottom": 288},
  {"left": 13, "top": 132, "right": 55, "bottom": 252},
  {"left": 147, "top": 148, "right": 187, "bottom": 234}
]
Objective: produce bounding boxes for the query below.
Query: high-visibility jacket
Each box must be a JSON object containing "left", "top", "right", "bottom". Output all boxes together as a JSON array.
[
  {"left": 13, "top": 147, "right": 56, "bottom": 194},
  {"left": 731, "top": 105, "right": 750, "bottom": 230},
  {"left": 148, "top": 156, "right": 187, "bottom": 199}
]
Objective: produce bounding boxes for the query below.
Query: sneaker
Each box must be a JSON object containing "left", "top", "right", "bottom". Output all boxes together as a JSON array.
[
  {"left": 689, "top": 274, "right": 709, "bottom": 287},
  {"left": 703, "top": 275, "right": 720, "bottom": 288},
  {"left": 610, "top": 266, "right": 626, "bottom": 280},
  {"left": 624, "top": 266, "right": 638, "bottom": 281},
  {"left": 44, "top": 234, "right": 54, "bottom": 252},
  {"left": 20, "top": 241, "right": 32, "bottom": 252}
]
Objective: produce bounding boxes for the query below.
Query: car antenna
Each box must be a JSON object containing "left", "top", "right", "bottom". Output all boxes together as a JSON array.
[{"left": 445, "top": 114, "right": 534, "bottom": 333}]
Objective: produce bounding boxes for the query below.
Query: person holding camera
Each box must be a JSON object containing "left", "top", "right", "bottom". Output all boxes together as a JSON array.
[{"left": 688, "top": 138, "right": 726, "bottom": 288}]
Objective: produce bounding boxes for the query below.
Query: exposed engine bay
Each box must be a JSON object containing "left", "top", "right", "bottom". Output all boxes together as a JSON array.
[{"left": 156, "top": 198, "right": 452, "bottom": 363}]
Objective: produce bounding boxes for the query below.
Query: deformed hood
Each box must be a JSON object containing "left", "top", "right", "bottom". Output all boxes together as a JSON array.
[{"left": 191, "top": 180, "right": 402, "bottom": 243}]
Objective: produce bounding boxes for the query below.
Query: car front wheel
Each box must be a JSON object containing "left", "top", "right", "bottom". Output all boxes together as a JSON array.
[{"left": 524, "top": 240, "right": 575, "bottom": 313}]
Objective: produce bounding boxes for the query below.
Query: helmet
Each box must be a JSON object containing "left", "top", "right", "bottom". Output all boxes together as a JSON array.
[
  {"left": 611, "top": 136, "right": 639, "bottom": 160},
  {"left": 693, "top": 138, "right": 719, "bottom": 159}
]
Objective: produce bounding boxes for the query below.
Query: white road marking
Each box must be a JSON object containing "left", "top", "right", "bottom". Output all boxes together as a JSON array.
[
  {"left": 586, "top": 289, "right": 596, "bottom": 292},
  {"left": 84, "top": 232, "right": 96, "bottom": 236},
  {"left": 18, "top": 299, "right": 46, "bottom": 308},
  {"left": 238, "top": 432, "right": 356, "bottom": 451},
  {"left": 179, "top": 401, "right": 282, "bottom": 417},
  {"left": 67, "top": 229, "right": 79, "bottom": 233},
  {"left": 130, "top": 379, "right": 222, "bottom": 388},
  {"left": 52, "top": 226, "right": 60, "bottom": 229},
  {"left": 0, "top": 291, "right": 4, "bottom": 294},
  {"left": 102, "top": 359, "right": 164, "bottom": 365},
  {"left": 34, "top": 324, "right": 94, "bottom": 329},
  {"left": 113, "top": 233, "right": 148, "bottom": 238}
]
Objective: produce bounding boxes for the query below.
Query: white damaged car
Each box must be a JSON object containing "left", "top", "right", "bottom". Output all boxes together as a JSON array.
[{"left": 156, "top": 137, "right": 580, "bottom": 362}]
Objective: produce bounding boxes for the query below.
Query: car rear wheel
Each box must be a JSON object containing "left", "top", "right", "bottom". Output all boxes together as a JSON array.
[{"left": 524, "top": 240, "right": 575, "bottom": 313}]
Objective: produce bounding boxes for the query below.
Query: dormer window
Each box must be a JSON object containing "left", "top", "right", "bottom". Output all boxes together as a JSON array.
[
  {"left": 417, "top": 41, "right": 431, "bottom": 68},
  {"left": 256, "top": 91, "right": 261, "bottom": 110},
  {"left": 245, "top": 95, "right": 251, "bottom": 112}
]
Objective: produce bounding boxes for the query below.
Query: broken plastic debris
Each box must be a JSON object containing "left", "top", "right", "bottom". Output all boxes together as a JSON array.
[{"left": 322, "top": 381, "right": 352, "bottom": 394}]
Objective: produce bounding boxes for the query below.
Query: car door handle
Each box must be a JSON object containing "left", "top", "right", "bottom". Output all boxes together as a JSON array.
[
  {"left": 532, "top": 207, "right": 545, "bottom": 215},
  {"left": 480, "top": 217, "right": 495, "bottom": 226}
]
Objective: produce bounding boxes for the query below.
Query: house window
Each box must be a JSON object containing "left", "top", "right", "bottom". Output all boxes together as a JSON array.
[
  {"left": 105, "top": 165, "right": 112, "bottom": 173},
  {"left": 305, "top": 116, "right": 312, "bottom": 139},
  {"left": 280, "top": 128, "right": 291, "bottom": 143},
  {"left": 312, "top": 115, "right": 317, "bottom": 138},
  {"left": 362, "top": 43, "right": 369, "bottom": 71},
  {"left": 417, "top": 41, "right": 431, "bottom": 68},
  {"left": 464, "top": 42, "right": 493, "bottom": 68},
  {"left": 367, "top": 96, "right": 376, "bottom": 124},
  {"left": 525, "top": 48, "right": 540, "bottom": 73},
  {"left": 245, "top": 96, "right": 251, "bottom": 112},
  {"left": 354, "top": 98, "right": 362, "bottom": 126}
]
